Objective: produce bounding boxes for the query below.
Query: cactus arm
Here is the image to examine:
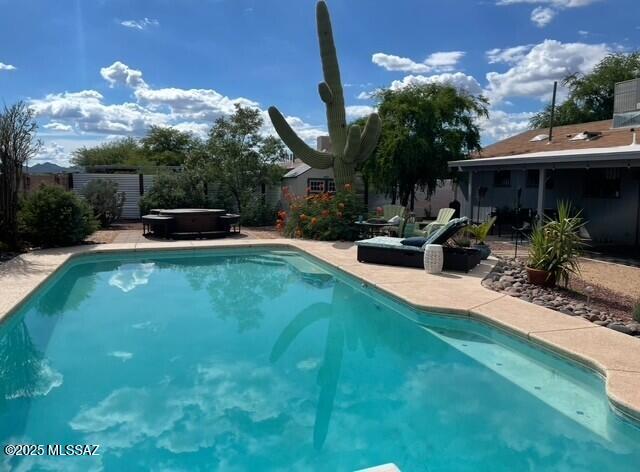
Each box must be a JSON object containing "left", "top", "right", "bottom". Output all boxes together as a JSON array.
[
  {"left": 318, "top": 82, "right": 333, "bottom": 104},
  {"left": 317, "top": 0, "right": 347, "bottom": 153},
  {"left": 268, "top": 106, "right": 333, "bottom": 169},
  {"left": 342, "top": 125, "right": 361, "bottom": 164},
  {"left": 356, "top": 113, "right": 382, "bottom": 163}
]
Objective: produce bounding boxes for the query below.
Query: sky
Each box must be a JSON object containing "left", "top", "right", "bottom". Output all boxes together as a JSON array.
[{"left": 0, "top": 0, "right": 638, "bottom": 166}]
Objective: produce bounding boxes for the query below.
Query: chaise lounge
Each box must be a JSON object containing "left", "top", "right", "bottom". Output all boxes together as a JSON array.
[{"left": 356, "top": 217, "right": 482, "bottom": 272}]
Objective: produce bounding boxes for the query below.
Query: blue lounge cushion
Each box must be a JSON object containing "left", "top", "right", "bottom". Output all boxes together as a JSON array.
[{"left": 400, "top": 236, "right": 428, "bottom": 247}]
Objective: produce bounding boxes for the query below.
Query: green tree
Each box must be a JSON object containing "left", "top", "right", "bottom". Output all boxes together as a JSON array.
[
  {"left": 530, "top": 52, "right": 640, "bottom": 128},
  {"left": 364, "top": 84, "right": 487, "bottom": 207},
  {"left": 0, "top": 102, "right": 42, "bottom": 249},
  {"left": 140, "top": 126, "right": 200, "bottom": 166},
  {"left": 190, "top": 105, "right": 287, "bottom": 214},
  {"left": 71, "top": 137, "right": 143, "bottom": 168}
]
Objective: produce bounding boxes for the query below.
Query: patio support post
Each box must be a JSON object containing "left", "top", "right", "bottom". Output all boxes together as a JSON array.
[
  {"left": 537, "top": 168, "right": 546, "bottom": 223},
  {"left": 467, "top": 171, "right": 473, "bottom": 219}
]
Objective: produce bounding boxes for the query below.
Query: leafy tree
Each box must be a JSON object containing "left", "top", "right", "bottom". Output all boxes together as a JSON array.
[
  {"left": 530, "top": 52, "right": 640, "bottom": 128},
  {"left": 0, "top": 102, "right": 42, "bottom": 249},
  {"left": 189, "top": 104, "right": 287, "bottom": 214},
  {"left": 140, "top": 126, "right": 200, "bottom": 166},
  {"left": 364, "top": 84, "right": 487, "bottom": 207},
  {"left": 71, "top": 137, "right": 143, "bottom": 168}
]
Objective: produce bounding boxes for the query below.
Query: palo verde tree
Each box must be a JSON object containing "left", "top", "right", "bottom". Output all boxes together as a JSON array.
[
  {"left": 189, "top": 104, "right": 287, "bottom": 215},
  {"left": 365, "top": 84, "right": 488, "bottom": 207},
  {"left": 268, "top": 0, "right": 381, "bottom": 189},
  {"left": 530, "top": 52, "right": 640, "bottom": 128},
  {"left": 0, "top": 102, "right": 41, "bottom": 248}
]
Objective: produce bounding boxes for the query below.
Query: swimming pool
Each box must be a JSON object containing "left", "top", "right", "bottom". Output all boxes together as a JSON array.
[{"left": 1, "top": 248, "right": 639, "bottom": 471}]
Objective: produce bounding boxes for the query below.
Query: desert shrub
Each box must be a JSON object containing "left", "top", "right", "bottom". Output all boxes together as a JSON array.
[
  {"left": 278, "top": 184, "right": 363, "bottom": 241},
  {"left": 139, "top": 172, "right": 209, "bottom": 214},
  {"left": 242, "top": 196, "right": 277, "bottom": 227},
  {"left": 18, "top": 186, "right": 98, "bottom": 247},
  {"left": 83, "top": 179, "right": 125, "bottom": 227}
]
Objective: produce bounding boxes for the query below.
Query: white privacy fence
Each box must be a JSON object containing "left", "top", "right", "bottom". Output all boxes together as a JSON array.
[
  {"left": 72, "top": 173, "right": 280, "bottom": 219},
  {"left": 71, "top": 173, "right": 155, "bottom": 219}
]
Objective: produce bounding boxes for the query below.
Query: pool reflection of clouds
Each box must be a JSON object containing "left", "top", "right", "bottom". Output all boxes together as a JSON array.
[{"left": 108, "top": 263, "right": 156, "bottom": 293}]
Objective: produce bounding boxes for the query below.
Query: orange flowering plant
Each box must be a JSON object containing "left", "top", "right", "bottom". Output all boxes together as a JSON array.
[{"left": 277, "top": 185, "right": 364, "bottom": 240}]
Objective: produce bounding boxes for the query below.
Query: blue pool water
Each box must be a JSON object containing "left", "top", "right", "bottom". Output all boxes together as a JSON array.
[{"left": 1, "top": 248, "right": 639, "bottom": 471}]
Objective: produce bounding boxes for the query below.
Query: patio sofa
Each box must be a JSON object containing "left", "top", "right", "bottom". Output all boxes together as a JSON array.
[{"left": 355, "top": 217, "right": 482, "bottom": 272}]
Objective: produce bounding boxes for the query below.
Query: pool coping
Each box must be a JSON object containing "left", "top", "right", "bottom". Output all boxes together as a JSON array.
[{"left": 2, "top": 238, "right": 640, "bottom": 423}]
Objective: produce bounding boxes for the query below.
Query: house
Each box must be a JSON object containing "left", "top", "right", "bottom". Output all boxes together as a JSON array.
[{"left": 449, "top": 78, "right": 640, "bottom": 247}]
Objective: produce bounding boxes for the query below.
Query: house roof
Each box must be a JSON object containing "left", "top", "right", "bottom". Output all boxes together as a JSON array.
[
  {"left": 450, "top": 119, "right": 640, "bottom": 170},
  {"left": 282, "top": 163, "right": 311, "bottom": 178},
  {"left": 477, "top": 120, "right": 636, "bottom": 158}
]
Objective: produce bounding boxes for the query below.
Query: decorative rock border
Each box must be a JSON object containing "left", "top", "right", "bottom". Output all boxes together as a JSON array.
[{"left": 483, "top": 259, "right": 640, "bottom": 338}]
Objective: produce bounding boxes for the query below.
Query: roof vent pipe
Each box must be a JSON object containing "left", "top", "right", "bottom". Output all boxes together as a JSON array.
[{"left": 548, "top": 81, "right": 558, "bottom": 143}]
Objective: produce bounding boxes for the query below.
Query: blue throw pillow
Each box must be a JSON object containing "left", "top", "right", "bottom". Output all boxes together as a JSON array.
[{"left": 400, "top": 237, "right": 428, "bottom": 247}]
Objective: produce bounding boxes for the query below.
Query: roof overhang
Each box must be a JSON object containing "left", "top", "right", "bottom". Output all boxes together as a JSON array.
[{"left": 449, "top": 145, "right": 640, "bottom": 171}]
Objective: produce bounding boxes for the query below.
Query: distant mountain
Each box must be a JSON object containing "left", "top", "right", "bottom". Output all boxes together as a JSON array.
[{"left": 27, "top": 162, "right": 77, "bottom": 174}]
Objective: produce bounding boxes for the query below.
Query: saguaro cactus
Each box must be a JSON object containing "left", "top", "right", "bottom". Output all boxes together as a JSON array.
[{"left": 268, "top": 0, "right": 381, "bottom": 189}]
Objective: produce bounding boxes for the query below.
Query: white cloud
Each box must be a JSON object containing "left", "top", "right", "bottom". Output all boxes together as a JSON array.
[
  {"left": 32, "top": 61, "right": 328, "bottom": 151},
  {"left": 497, "top": 0, "right": 601, "bottom": 27},
  {"left": 484, "top": 39, "right": 610, "bottom": 102},
  {"left": 497, "top": 0, "right": 600, "bottom": 6},
  {"left": 120, "top": 18, "right": 159, "bottom": 30},
  {"left": 0, "top": 62, "right": 16, "bottom": 71},
  {"left": 390, "top": 72, "right": 483, "bottom": 95},
  {"left": 345, "top": 105, "right": 376, "bottom": 119},
  {"left": 578, "top": 30, "right": 589, "bottom": 36},
  {"left": 43, "top": 122, "right": 73, "bottom": 132},
  {"left": 372, "top": 51, "right": 465, "bottom": 74},
  {"left": 531, "top": 7, "right": 556, "bottom": 27},
  {"left": 356, "top": 91, "right": 374, "bottom": 100},
  {"left": 486, "top": 45, "right": 534, "bottom": 64},
  {"left": 479, "top": 109, "right": 536, "bottom": 143},
  {"left": 100, "top": 61, "right": 148, "bottom": 89},
  {"left": 32, "top": 142, "right": 69, "bottom": 164}
]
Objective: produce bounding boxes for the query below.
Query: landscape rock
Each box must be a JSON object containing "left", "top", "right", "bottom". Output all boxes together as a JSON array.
[{"left": 483, "top": 259, "right": 637, "bottom": 338}]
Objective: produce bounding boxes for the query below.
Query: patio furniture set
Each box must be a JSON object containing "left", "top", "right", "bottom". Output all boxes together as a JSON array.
[
  {"left": 355, "top": 205, "right": 483, "bottom": 273},
  {"left": 142, "top": 208, "right": 241, "bottom": 239}
]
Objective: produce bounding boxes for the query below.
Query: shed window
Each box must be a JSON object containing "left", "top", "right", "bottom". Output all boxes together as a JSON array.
[
  {"left": 584, "top": 168, "right": 620, "bottom": 198},
  {"left": 493, "top": 170, "right": 511, "bottom": 188},
  {"left": 307, "top": 178, "right": 336, "bottom": 195}
]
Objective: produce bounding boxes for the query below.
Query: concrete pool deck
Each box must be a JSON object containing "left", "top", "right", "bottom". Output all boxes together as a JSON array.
[{"left": 1, "top": 238, "right": 640, "bottom": 422}]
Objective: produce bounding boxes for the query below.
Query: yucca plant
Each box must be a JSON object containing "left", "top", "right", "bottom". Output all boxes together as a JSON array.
[{"left": 527, "top": 201, "right": 585, "bottom": 287}]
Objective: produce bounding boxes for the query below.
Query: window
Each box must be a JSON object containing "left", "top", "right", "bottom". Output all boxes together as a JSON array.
[
  {"left": 308, "top": 179, "right": 325, "bottom": 194},
  {"left": 307, "top": 178, "right": 336, "bottom": 195},
  {"left": 584, "top": 168, "right": 621, "bottom": 198},
  {"left": 525, "top": 170, "right": 555, "bottom": 190},
  {"left": 493, "top": 170, "right": 511, "bottom": 188}
]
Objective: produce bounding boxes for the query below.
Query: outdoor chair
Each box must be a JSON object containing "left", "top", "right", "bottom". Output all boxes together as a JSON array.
[{"left": 412, "top": 208, "right": 456, "bottom": 237}]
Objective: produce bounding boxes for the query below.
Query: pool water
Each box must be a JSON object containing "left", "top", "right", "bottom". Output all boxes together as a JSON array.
[{"left": 1, "top": 248, "right": 639, "bottom": 471}]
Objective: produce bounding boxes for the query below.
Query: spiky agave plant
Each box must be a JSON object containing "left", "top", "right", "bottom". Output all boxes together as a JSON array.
[
  {"left": 528, "top": 201, "right": 585, "bottom": 286},
  {"left": 268, "top": 1, "right": 382, "bottom": 189}
]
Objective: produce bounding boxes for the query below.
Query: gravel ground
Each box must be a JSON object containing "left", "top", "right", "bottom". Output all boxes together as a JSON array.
[{"left": 483, "top": 258, "right": 640, "bottom": 338}]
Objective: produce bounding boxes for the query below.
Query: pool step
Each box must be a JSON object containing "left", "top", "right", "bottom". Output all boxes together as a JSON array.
[{"left": 250, "top": 251, "right": 335, "bottom": 286}]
